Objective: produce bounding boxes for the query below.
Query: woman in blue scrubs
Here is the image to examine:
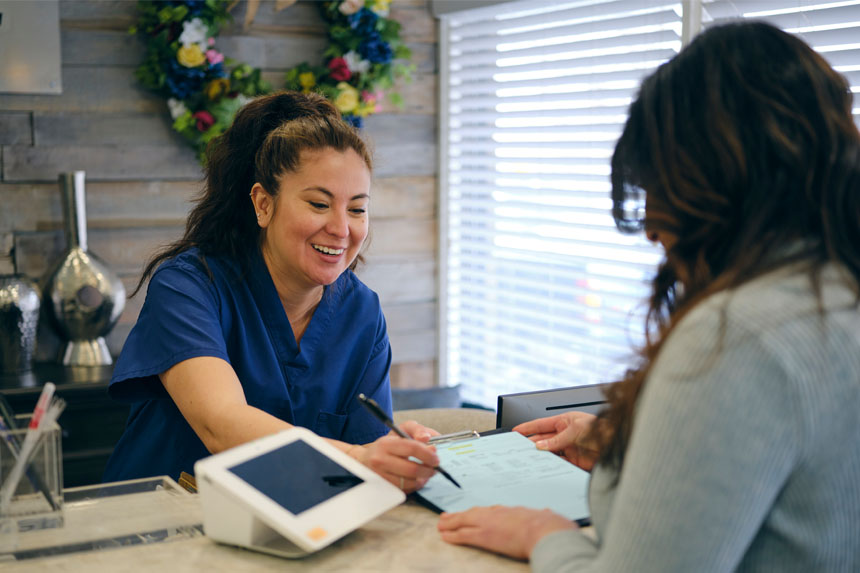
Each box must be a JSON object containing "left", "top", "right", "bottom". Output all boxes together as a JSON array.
[{"left": 103, "top": 91, "right": 439, "bottom": 492}]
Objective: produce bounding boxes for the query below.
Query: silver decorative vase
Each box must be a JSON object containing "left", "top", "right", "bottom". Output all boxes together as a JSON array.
[
  {"left": 43, "top": 171, "right": 126, "bottom": 366},
  {"left": 0, "top": 275, "right": 40, "bottom": 373}
]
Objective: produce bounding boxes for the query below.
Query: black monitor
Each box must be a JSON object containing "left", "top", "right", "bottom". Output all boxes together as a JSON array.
[{"left": 496, "top": 384, "right": 609, "bottom": 429}]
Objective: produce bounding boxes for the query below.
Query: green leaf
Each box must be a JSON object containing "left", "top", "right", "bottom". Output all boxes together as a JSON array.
[
  {"left": 388, "top": 92, "right": 404, "bottom": 108},
  {"left": 173, "top": 111, "right": 195, "bottom": 133},
  {"left": 200, "top": 124, "right": 225, "bottom": 145},
  {"left": 157, "top": 6, "right": 173, "bottom": 23},
  {"left": 378, "top": 19, "right": 400, "bottom": 40},
  {"left": 172, "top": 5, "right": 189, "bottom": 21},
  {"left": 393, "top": 62, "right": 413, "bottom": 80},
  {"left": 323, "top": 45, "right": 342, "bottom": 59},
  {"left": 210, "top": 97, "right": 245, "bottom": 125},
  {"left": 394, "top": 45, "right": 411, "bottom": 60},
  {"left": 285, "top": 67, "right": 300, "bottom": 84}
]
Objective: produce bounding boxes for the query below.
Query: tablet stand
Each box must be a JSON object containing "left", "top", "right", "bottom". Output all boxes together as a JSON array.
[
  {"left": 199, "top": 476, "right": 308, "bottom": 559},
  {"left": 194, "top": 428, "right": 406, "bottom": 558}
]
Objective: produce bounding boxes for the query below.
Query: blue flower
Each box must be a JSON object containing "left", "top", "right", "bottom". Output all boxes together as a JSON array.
[
  {"left": 342, "top": 114, "right": 364, "bottom": 129},
  {"left": 165, "top": 59, "right": 206, "bottom": 99},
  {"left": 359, "top": 33, "right": 393, "bottom": 64},
  {"left": 348, "top": 8, "right": 379, "bottom": 36},
  {"left": 208, "top": 61, "right": 227, "bottom": 79},
  {"left": 168, "top": 0, "right": 205, "bottom": 15}
]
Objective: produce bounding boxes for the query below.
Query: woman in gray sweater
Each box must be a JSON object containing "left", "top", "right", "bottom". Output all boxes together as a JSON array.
[{"left": 438, "top": 21, "right": 860, "bottom": 572}]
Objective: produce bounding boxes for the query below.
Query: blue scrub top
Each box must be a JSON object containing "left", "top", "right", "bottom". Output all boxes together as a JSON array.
[{"left": 103, "top": 247, "right": 392, "bottom": 482}]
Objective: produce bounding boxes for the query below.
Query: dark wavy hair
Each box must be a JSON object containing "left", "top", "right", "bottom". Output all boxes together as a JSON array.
[
  {"left": 132, "top": 90, "right": 372, "bottom": 296},
  {"left": 596, "top": 22, "right": 860, "bottom": 470}
]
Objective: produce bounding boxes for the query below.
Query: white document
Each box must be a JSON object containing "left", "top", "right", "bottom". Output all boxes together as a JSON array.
[{"left": 417, "top": 431, "right": 590, "bottom": 521}]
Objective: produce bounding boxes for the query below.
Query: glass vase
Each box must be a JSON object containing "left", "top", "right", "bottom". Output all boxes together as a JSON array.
[{"left": 0, "top": 275, "right": 40, "bottom": 374}]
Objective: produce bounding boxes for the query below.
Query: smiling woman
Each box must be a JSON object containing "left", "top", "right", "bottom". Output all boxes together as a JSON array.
[
  {"left": 252, "top": 146, "right": 370, "bottom": 296},
  {"left": 252, "top": 146, "right": 371, "bottom": 340},
  {"left": 100, "top": 91, "right": 441, "bottom": 493}
]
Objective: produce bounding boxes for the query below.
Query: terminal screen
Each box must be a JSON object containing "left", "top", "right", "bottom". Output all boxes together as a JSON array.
[{"left": 228, "top": 439, "right": 364, "bottom": 515}]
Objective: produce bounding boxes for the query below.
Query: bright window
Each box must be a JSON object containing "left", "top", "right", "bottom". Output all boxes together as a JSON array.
[{"left": 439, "top": 0, "right": 860, "bottom": 409}]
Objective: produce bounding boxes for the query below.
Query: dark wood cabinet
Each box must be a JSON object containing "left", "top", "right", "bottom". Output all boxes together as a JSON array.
[{"left": 0, "top": 363, "right": 128, "bottom": 488}]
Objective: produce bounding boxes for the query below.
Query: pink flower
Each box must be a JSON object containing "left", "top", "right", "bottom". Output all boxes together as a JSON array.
[
  {"left": 192, "top": 110, "right": 215, "bottom": 132},
  {"left": 328, "top": 57, "right": 352, "bottom": 82},
  {"left": 208, "top": 37, "right": 216, "bottom": 47},
  {"left": 361, "top": 90, "right": 379, "bottom": 112},
  {"left": 206, "top": 49, "right": 224, "bottom": 65}
]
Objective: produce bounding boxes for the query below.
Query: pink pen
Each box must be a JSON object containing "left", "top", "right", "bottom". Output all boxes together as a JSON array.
[
  {"left": 0, "top": 382, "right": 57, "bottom": 510},
  {"left": 29, "top": 382, "right": 56, "bottom": 430}
]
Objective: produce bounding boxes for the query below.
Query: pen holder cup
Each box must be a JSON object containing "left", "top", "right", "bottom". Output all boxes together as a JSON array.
[{"left": 0, "top": 414, "right": 64, "bottom": 550}]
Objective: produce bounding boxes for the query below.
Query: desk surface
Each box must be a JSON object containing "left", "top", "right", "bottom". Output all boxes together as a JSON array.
[{"left": 3, "top": 479, "right": 527, "bottom": 572}]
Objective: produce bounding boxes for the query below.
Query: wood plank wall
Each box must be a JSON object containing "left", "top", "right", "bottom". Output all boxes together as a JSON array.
[{"left": 0, "top": 0, "right": 439, "bottom": 389}]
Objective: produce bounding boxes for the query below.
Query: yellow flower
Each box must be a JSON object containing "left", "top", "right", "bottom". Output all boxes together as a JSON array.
[
  {"left": 205, "top": 78, "right": 230, "bottom": 100},
  {"left": 299, "top": 72, "right": 316, "bottom": 93},
  {"left": 177, "top": 44, "right": 206, "bottom": 68},
  {"left": 334, "top": 82, "right": 359, "bottom": 114},
  {"left": 370, "top": 0, "right": 391, "bottom": 16},
  {"left": 354, "top": 101, "right": 375, "bottom": 118}
]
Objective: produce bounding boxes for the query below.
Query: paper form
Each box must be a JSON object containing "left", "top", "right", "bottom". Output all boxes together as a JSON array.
[{"left": 417, "top": 431, "right": 590, "bottom": 521}]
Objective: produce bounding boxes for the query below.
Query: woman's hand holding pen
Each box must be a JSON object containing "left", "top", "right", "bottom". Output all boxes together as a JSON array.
[
  {"left": 347, "top": 420, "right": 440, "bottom": 493},
  {"left": 514, "top": 411, "right": 600, "bottom": 472}
]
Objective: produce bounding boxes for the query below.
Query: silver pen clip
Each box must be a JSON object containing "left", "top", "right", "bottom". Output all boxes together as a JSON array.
[{"left": 428, "top": 429, "right": 480, "bottom": 445}]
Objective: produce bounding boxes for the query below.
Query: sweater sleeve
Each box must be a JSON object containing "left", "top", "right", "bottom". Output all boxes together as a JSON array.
[{"left": 531, "top": 303, "right": 802, "bottom": 572}]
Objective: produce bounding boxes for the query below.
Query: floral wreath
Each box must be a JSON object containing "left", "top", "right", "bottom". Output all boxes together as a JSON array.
[
  {"left": 133, "top": 0, "right": 412, "bottom": 161},
  {"left": 284, "top": 0, "right": 413, "bottom": 129}
]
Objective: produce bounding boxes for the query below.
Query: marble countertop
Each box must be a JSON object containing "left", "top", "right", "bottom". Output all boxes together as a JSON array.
[{"left": 2, "top": 478, "right": 527, "bottom": 572}]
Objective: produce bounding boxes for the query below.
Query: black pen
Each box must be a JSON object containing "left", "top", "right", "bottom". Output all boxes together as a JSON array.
[{"left": 357, "top": 393, "right": 462, "bottom": 489}]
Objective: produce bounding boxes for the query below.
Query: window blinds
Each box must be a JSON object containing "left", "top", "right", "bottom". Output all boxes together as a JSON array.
[
  {"left": 440, "top": 0, "right": 860, "bottom": 408},
  {"left": 704, "top": 0, "right": 860, "bottom": 128},
  {"left": 440, "top": 0, "right": 677, "bottom": 407}
]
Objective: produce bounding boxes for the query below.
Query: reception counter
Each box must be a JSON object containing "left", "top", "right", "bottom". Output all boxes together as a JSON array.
[{"left": 1, "top": 476, "right": 527, "bottom": 572}]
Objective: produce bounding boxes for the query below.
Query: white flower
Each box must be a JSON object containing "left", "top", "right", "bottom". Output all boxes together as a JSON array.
[
  {"left": 179, "top": 17, "right": 208, "bottom": 51},
  {"left": 235, "top": 94, "right": 253, "bottom": 108},
  {"left": 343, "top": 50, "right": 371, "bottom": 75},
  {"left": 167, "top": 98, "right": 188, "bottom": 119},
  {"left": 338, "top": 0, "right": 364, "bottom": 16}
]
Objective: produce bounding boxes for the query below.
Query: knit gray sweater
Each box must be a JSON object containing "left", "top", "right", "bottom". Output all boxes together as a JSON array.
[{"left": 531, "top": 264, "right": 860, "bottom": 572}]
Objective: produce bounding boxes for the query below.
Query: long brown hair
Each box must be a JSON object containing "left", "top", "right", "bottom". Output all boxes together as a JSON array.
[
  {"left": 597, "top": 22, "right": 860, "bottom": 471},
  {"left": 132, "top": 91, "right": 372, "bottom": 296}
]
